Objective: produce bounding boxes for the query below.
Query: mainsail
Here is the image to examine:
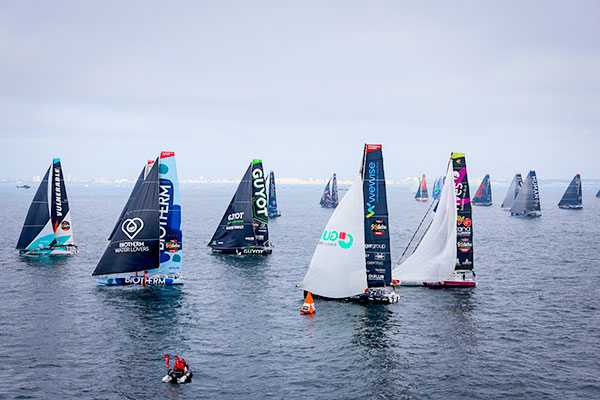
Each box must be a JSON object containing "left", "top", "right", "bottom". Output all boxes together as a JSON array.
[
  {"left": 208, "top": 159, "right": 270, "bottom": 254},
  {"left": 472, "top": 174, "right": 492, "bottom": 206},
  {"left": 92, "top": 159, "right": 160, "bottom": 276},
  {"left": 501, "top": 173, "right": 523, "bottom": 209},
  {"left": 320, "top": 173, "right": 339, "bottom": 208},
  {"left": 300, "top": 144, "right": 392, "bottom": 299},
  {"left": 108, "top": 166, "right": 145, "bottom": 240},
  {"left": 50, "top": 158, "right": 75, "bottom": 246},
  {"left": 558, "top": 174, "right": 582, "bottom": 209},
  {"left": 510, "top": 170, "right": 541, "bottom": 217},
  {"left": 16, "top": 166, "right": 53, "bottom": 250},
  {"left": 267, "top": 170, "right": 281, "bottom": 217},
  {"left": 393, "top": 152, "right": 474, "bottom": 286}
]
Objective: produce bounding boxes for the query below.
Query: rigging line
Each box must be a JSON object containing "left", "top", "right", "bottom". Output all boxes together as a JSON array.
[{"left": 395, "top": 198, "right": 438, "bottom": 265}]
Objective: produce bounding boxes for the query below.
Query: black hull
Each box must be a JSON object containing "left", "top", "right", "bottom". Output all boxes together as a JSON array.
[
  {"left": 211, "top": 247, "right": 272, "bottom": 255},
  {"left": 472, "top": 202, "right": 492, "bottom": 206}
]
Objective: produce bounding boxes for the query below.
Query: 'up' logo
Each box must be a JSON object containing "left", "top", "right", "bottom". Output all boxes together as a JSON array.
[{"left": 322, "top": 230, "right": 353, "bottom": 249}]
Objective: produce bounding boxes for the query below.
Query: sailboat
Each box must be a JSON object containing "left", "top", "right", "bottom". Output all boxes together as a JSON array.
[
  {"left": 510, "top": 170, "right": 541, "bottom": 217},
  {"left": 319, "top": 173, "right": 339, "bottom": 208},
  {"left": 472, "top": 174, "right": 492, "bottom": 206},
  {"left": 501, "top": 173, "right": 523, "bottom": 210},
  {"left": 299, "top": 144, "right": 399, "bottom": 304},
  {"left": 92, "top": 152, "right": 183, "bottom": 285},
  {"left": 596, "top": 189, "right": 600, "bottom": 198},
  {"left": 432, "top": 176, "right": 443, "bottom": 199},
  {"left": 558, "top": 174, "right": 582, "bottom": 209},
  {"left": 208, "top": 159, "right": 272, "bottom": 255},
  {"left": 415, "top": 174, "right": 428, "bottom": 201},
  {"left": 267, "top": 170, "right": 281, "bottom": 218},
  {"left": 16, "top": 158, "right": 78, "bottom": 256},
  {"left": 392, "top": 153, "right": 475, "bottom": 287}
]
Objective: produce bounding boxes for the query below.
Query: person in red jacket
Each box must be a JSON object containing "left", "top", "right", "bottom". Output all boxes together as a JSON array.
[{"left": 162, "top": 355, "right": 193, "bottom": 383}]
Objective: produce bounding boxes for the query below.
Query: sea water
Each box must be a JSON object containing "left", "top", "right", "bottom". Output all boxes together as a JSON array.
[{"left": 0, "top": 183, "right": 598, "bottom": 399}]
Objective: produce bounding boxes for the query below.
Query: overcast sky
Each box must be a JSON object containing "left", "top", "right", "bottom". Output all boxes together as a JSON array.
[{"left": 1, "top": 1, "right": 598, "bottom": 181}]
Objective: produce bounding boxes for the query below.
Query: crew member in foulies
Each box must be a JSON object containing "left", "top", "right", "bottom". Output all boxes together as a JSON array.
[{"left": 162, "top": 355, "right": 193, "bottom": 384}]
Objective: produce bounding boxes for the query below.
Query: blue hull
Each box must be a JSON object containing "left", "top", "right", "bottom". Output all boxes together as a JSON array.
[{"left": 96, "top": 276, "right": 184, "bottom": 286}]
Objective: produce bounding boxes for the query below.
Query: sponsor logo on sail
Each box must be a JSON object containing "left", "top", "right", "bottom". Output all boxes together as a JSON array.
[
  {"left": 457, "top": 216, "right": 471, "bottom": 227},
  {"left": 252, "top": 167, "right": 268, "bottom": 219},
  {"left": 166, "top": 240, "right": 180, "bottom": 253},
  {"left": 227, "top": 212, "right": 245, "bottom": 224},
  {"left": 375, "top": 253, "right": 385, "bottom": 260},
  {"left": 54, "top": 167, "right": 63, "bottom": 217},
  {"left": 370, "top": 218, "right": 387, "bottom": 236},
  {"left": 116, "top": 240, "right": 149, "bottom": 253},
  {"left": 125, "top": 276, "right": 166, "bottom": 285},
  {"left": 365, "top": 161, "right": 378, "bottom": 218},
  {"left": 365, "top": 243, "right": 386, "bottom": 250},
  {"left": 322, "top": 230, "right": 353, "bottom": 249},
  {"left": 121, "top": 218, "right": 144, "bottom": 240},
  {"left": 158, "top": 182, "right": 172, "bottom": 251},
  {"left": 457, "top": 238, "right": 472, "bottom": 252},
  {"left": 61, "top": 221, "right": 70, "bottom": 231}
]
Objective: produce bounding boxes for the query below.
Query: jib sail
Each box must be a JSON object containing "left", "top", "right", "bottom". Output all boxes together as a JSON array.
[
  {"left": 320, "top": 174, "right": 338, "bottom": 208},
  {"left": 501, "top": 173, "right": 523, "bottom": 209},
  {"left": 16, "top": 166, "right": 53, "bottom": 250},
  {"left": 92, "top": 159, "right": 160, "bottom": 276}
]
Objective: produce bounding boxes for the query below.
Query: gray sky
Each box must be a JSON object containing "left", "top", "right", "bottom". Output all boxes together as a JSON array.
[{"left": 1, "top": 0, "right": 599, "bottom": 181}]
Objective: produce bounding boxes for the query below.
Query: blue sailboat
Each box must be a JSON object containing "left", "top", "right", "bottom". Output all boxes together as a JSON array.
[
  {"left": 16, "top": 158, "right": 78, "bottom": 256},
  {"left": 208, "top": 159, "right": 272, "bottom": 255},
  {"left": 93, "top": 152, "right": 183, "bottom": 285},
  {"left": 596, "top": 189, "right": 600, "bottom": 198},
  {"left": 558, "top": 174, "right": 582, "bottom": 209},
  {"left": 267, "top": 170, "right": 281, "bottom": 218},
  {"left": 510, "top": 171, "right": 541, "bottom": 217},
  {"left": 472, "top": 174, "right": 492, "bottom": 206},
  {"left": 319, "top": 173, "right": 339, "bottom": 208},
  {"left": 432, "top": 176, "right": 443, "bottom": 199}
]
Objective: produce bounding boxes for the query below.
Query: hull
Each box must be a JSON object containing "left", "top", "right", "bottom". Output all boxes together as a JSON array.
[
  {"left": 268, "top": 210, "right": 281, "bottom": 218},
  {"left": 19, "top": 245, "right": 79, "bottom": 256},
  {"left": 472, "top": 202, "right": 492, "bottom": 206},
  {"left": 415, "top": 198, "right": 428, "bottom": 202},
  {"left": 96, "top": 276, "right": 184, "bottom": 286},
  {"left": 423, "top": 280, "right": 476, "bottom": 288},
  {"left": 558, "top": 205, "right": 582, "bottom": 209},
  {"left": 211, "top": 246, "right": 272, "bottom": 255},
  {"left": 320, "top": 204, "right": 337, "bottom": 208},
  {"left": 392, "top": 271, "right": 476, "bottom": 288},
  {"left": 511, "top": 211, "right": 542, "bottom": 217},
  {"left": 306, "top": 288, "right": 399, "bottom": 305}
]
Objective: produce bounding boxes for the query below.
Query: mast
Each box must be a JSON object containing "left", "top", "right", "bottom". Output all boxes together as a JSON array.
[
  {"left": 16, "top": 165, "right": 53, "bottom": 250},
  {"left": 92, "top": 159, "right": 160, "bottom": 276},
  {"left": 558, "top": 174, "right": 582, "bottom": 208},
  {"left": 361, "top": 144, "right": 391, "bottom": 287},
  {"left": 452, "top": 153, "right": 473, "bottom": 272}
]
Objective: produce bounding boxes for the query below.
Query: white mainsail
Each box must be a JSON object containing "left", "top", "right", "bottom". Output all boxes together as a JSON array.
[
  {"left": 299, "top": 174, "right": 367, "bottom": 298},
  {"left": 392, "top": 161, "right": 457, "bottom": 284}
]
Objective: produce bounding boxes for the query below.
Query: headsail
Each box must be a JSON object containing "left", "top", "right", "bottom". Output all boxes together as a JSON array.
[
  {"left": 510, "top": 170, "right": 541, "bottom": 217},
  {"left": 299, "top": 174, "right": 366, "bottom": 298},
  {"left": 16, "top": 166, "right": 53, "bottom": 250},
  {"left": 472, "top": 174, "right": 492, "bottom": 206},
  {"left": 558, "top": 174, "right": 582, "bottom": 209},
  {"left": 392, "top": 160, "right": 457, "bottom": 284},
  {"left": 501, "top": 173, "right": 523, "bottom": 209},
  {"left": 50, "top": 158, "right": 75, "bottom": 246},
  {"left": 92, "top": 159, "right": 160, "bottom": 276},
  {"left": 361, "top": 144, "right": 391, "bottom": 287}
]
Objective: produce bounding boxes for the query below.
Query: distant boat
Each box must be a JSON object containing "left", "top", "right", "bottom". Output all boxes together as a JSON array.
[
  {"left": 16, "top": 184, "right": 31, "bottom": 189},
  {"left": 597, "top": 189, "right": 600, "bottom": 198},
  {"left": 415, "top": 174, "right": 428, "bottom": 201},
  {"left": 208, "top": 159, "right": 272, "bottom": 255},
  {"left": 92, "top": 152, "right": 183, "bottom": 285},
  {"left": 267, "top": 170, "right": 281, "bottom": 218},
  {"left": 16, "top": 158, "right": 78, "bottom": 256},
  {"left": 319, "top": 173, "right": 339, "bottom": 208},
  {"left": 472, "top": 174, "right": 492, "bottom": 206},
  {"left": 510, "top": 170, "right": 541, "bottom": 217},
  {"left": 392, "top": 153, "right": 475, "bottom": 287},
  {"left": 558, "top": 174, "right": 582, "bottom": 209},
  {"left": 501, "top": 173, "right": 523, "bottom": 210},
  {"left": 432, "top": 176, "right": 443, "bottom": 199},
  {"left": 299, "top": 144, "right": 399, "bottom": 304}
]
